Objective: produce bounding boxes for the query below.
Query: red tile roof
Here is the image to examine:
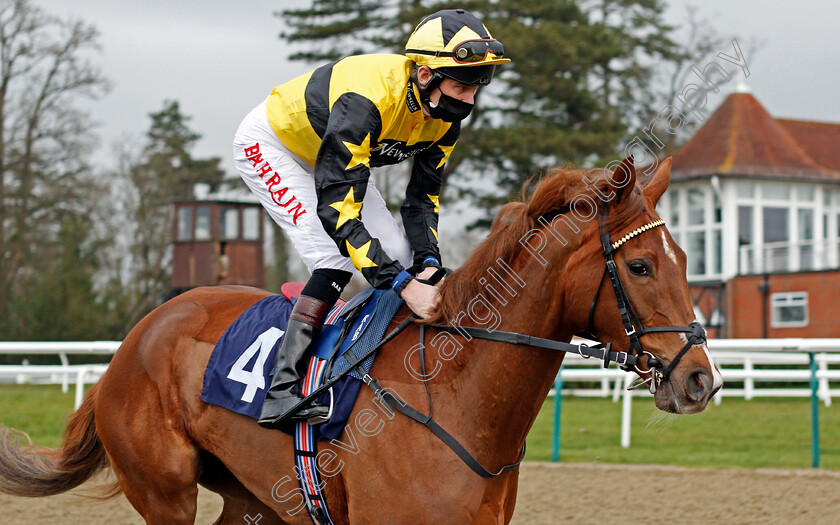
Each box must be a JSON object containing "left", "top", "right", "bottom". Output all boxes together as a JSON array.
[
  {"left": 776, "top": 118, "right": 840, "bottom": 173},
  {"left": 670, "top": 93, "right": 840, "bottom": 182}
]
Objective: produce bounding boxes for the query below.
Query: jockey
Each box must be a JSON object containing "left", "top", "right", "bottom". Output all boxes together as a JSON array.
[{"left": 233, "top": 9, "right": 509, "bottom": 429}]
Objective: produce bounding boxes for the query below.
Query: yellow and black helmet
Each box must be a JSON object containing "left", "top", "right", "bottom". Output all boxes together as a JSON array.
[{"left": 405, "top": 8, "right": 510, "bottom": 86}]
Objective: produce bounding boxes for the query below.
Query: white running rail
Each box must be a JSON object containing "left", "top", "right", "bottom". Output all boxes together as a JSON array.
[{"left": 0, "top": 341, "right": 119, "bottom": 408}]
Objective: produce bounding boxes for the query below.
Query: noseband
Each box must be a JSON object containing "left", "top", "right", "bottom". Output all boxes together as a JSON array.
[{"left": 584, "top": 202, "right": 707, "bottom": 393}]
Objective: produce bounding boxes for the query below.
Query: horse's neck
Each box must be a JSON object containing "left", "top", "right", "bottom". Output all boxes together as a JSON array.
[{"left": 439, "top": 253, "right": 575, "bottom": 459}]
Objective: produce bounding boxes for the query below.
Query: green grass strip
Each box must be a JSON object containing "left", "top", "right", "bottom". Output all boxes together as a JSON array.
[
  {"left": 526, "top": 395, "right": 840, "bottom": 469},
  {"left": 1, "top": 385, "right": 838, "bottom": 469}
]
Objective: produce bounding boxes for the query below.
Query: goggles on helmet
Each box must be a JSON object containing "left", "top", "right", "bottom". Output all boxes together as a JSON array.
[
  {"left": 406, "top": 38, "right": 505, "bottom": 64},
  {"left": 452, "top": 39, "right": 505, "bottom": 63}
]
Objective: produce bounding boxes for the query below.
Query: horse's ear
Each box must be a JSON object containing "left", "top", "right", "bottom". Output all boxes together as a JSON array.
[
  {"left": 609, "top": 155, "right": 637, "bottom": 202},
  {"left": 643, "top": 157, "right": 671, "bottom": 209}
]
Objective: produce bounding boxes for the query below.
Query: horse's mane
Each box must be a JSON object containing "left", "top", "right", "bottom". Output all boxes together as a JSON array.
[{"left": 428, "top": 166, "right": 646, "bottom": 324}]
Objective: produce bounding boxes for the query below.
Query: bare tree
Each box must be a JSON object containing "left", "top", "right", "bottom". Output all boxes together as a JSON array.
[
  {"left": 0, "top": 0, "right": 109, "bottom": 324},
  {"left": 111, "top": 100, "right": 225, "bottom": 321},
  {"left": 649, "top": 5, "right": 758, "bottom": 152}
]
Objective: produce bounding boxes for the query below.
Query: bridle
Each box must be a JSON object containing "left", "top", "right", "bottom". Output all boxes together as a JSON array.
[{"left": 582, "top": 201, "right": 708, "bottom": 393}]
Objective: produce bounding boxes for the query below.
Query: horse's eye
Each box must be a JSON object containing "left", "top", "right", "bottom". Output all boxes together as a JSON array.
[{"left": 628, "top": 262, "right": 650, "bottom": 276}]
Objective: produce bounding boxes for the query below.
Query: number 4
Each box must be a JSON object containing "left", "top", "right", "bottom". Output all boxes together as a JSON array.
[{"left": 227, "top": 327, "right": 284, "bottom": 403}]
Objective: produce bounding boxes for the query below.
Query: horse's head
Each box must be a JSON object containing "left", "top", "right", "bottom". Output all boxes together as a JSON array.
[
  {"left": 562, "top": 156, "right": 723, "bottom": 414},
  {"left": 434, "top": 156, "right": 721, "bottom": 413}
]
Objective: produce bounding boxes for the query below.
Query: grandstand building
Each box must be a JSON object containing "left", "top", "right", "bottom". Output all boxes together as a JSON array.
[{"left": 660, "top": 86, "right": 840, "bottom": 338}]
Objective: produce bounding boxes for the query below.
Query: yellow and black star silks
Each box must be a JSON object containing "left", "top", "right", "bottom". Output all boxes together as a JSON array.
[
  {"left": 329, "top": 188, "right": 363, "bottom": 230},
  {"left": 343, "top": 133, "right": 371, "bottom": 170},
  {"left": 346, "top": 240, "right": 378, "bottom": 269},
  {"left": 265, "top": 54, "right": 458, "bottom": 288}
]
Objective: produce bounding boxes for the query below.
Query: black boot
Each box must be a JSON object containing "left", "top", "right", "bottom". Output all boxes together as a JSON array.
[{"left": 258, "top": 295, "right": 331, "bottom": 429}]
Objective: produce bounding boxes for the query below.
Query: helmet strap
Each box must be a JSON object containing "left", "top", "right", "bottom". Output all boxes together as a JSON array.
[{"left": 410, "top": 67, "right": 443, "bottom": 108}]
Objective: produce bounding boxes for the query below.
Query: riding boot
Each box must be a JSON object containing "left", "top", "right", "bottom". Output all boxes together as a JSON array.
[{"left": 258, "top": 295, "right": 331, "bottom": 429}]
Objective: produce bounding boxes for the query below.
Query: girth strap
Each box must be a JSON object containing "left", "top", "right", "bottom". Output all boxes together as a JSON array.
[{"left": 362, "top": 375, "right": 526, "bottom": 478}]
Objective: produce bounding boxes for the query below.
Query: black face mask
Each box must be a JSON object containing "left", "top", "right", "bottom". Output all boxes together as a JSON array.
[{"left": 427, "top": 92, "right": 473, "bottom": 122}]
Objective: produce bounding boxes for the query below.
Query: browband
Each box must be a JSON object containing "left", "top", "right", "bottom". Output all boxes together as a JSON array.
[{"left": 611, "top": 219, "right": 666, "bottom": 251}]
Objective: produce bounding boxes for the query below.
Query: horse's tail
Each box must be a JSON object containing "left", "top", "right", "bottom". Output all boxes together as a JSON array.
[{"left": 0, "top": 381, "right": 115, "bottom": 498}]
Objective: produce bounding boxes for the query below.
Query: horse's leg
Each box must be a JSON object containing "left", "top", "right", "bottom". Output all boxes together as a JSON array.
[
  {"left": 472, "top": 471, "right": 519, "bottom": 524},
  {"left": 95, "top": 304, "right": 207, "bottom": 525},
  {"left": 213, "top": 490, "right": 288, "bottom": 525},
  {"left": 199, "top": 452, "right": 288, "bottom": 525},
  {"left": 96, "top": 373, "right": 201, "bottom": 524}
]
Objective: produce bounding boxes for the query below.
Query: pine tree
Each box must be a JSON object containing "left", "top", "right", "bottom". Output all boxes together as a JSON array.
[{"left": 120, "top": 101, "right": 226, "bottom": 320}]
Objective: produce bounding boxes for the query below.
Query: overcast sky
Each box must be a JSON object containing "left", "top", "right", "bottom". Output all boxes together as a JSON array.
[{"left": 34, "top": 0, "right": 840, "bottom": 175}]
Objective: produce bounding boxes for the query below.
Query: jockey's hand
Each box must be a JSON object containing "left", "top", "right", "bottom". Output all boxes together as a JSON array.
[
  {"left": 416, "top": 266, "right": 445, "bottom": 284},
  {"left": 400, "top": 278, "right": 440, "bottom": 319}
]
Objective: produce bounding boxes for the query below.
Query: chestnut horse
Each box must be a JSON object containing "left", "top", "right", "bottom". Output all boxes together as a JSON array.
[{"left": 0, "top": 157, "right": 721, "bottom": 524}]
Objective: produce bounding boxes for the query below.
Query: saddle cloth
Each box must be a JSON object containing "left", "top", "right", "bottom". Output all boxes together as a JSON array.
[{"left": 200, "top": 286, "right": 404, "bottom": 441}]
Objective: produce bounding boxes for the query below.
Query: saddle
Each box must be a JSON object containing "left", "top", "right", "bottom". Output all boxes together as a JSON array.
[
  {"left": 200, "top": 283, "right": 403, "bottom": 439},
  {"left": 284, "top": 283, "right": 405, "bottom": 436}
]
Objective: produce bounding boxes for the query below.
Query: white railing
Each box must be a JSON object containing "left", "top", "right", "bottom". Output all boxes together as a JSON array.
[
  {"left": 0, "top": 341, "right": 120, "bottom": 409},
  {"left": 555, "top": 339, "right": 840, "bottom": 404},
  {"left": 551, "top": 338, "right": 840, "bottom": 449},
  {"left": 2, "top": 338, "right": 840, "bottom": 449},
  {"left": 739, "top": 238, "right": 840, "bottom": 274},
  {"left": 0, "top": 364, "right": 110, "bottom": 409}
]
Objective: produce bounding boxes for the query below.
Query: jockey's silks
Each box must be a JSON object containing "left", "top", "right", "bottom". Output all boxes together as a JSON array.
[{"left": 265, "top": 54, "right": 454, "bottom": 288}]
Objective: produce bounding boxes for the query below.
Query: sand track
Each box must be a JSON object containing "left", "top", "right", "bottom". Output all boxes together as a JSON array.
[{"left": 1, "top": 462, "right": 839, "bottom": 524}]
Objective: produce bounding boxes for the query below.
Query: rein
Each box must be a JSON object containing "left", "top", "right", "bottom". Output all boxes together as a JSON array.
[
  {"left": 356, "top": 270, "right": 647, "bottom": 480},
  {"left": 377, "top": 202, "right": 707, "bottom": 478},
  {"left": 295, "top": 203, "right": 708, "bottom": 480}
]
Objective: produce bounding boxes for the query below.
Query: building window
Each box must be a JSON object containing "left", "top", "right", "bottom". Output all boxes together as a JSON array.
[
  {"left": 713, "top": 229, "right": 722, "bottom": 274},
  {"left": 688, "top": 188, "right": 705, "bottom": 225},
  {"left": 798, "top": 208, "right": 814, "bottom": 270},
  {"left": 798, "top": 208, "right": 814, "bottom": 240},
  {"left": 177, "top": 207, "right": 192, "bottom": 241},
  {"left": 671, "top": 185, "right": 722, "bottom": 280},
  {"left": 220, "top": 207, "right": 239, "bottom": 240},
  {"left": 687, "top": 231, "right": 706, "bottom": 275},
  {"left": 763, "top": 182, "right": 790, "bottom": 201},
  {"left": 738, "top": 206, "right": 753, "bottom": 245},
  {"left": 763, "top": 206, "right": 789, "bottom": 243},
  {"left": 796, "top": 186, "right": 815, "bottom": 202},
  {"left": 737, "top": 181, "right": 754, "bottom": 198},
  {"left": 243, "top": 208, "right": 260, "bottom": 241},
  {"left": 195, "top": 205, "right": 212, "bottom": 240},
  {"left": 770, "top": 292, "right": 809, "bottom": 328},
  {"left": 670, "top": 191, "right": 679, "bottom": 227}
]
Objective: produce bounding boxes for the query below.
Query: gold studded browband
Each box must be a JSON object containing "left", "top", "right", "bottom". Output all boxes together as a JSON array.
[{"left": 611, "top": 219, "right": 666, "bottom": 250}]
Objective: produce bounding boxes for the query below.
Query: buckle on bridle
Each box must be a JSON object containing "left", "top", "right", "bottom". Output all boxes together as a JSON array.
[{"left": 616, "top": 351, "right": 630, "bottom": 366}]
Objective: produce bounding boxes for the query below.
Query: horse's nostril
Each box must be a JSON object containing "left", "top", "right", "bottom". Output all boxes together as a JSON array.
[{"left": 685, "top": 369, "right": 711, "bottom": 403}]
